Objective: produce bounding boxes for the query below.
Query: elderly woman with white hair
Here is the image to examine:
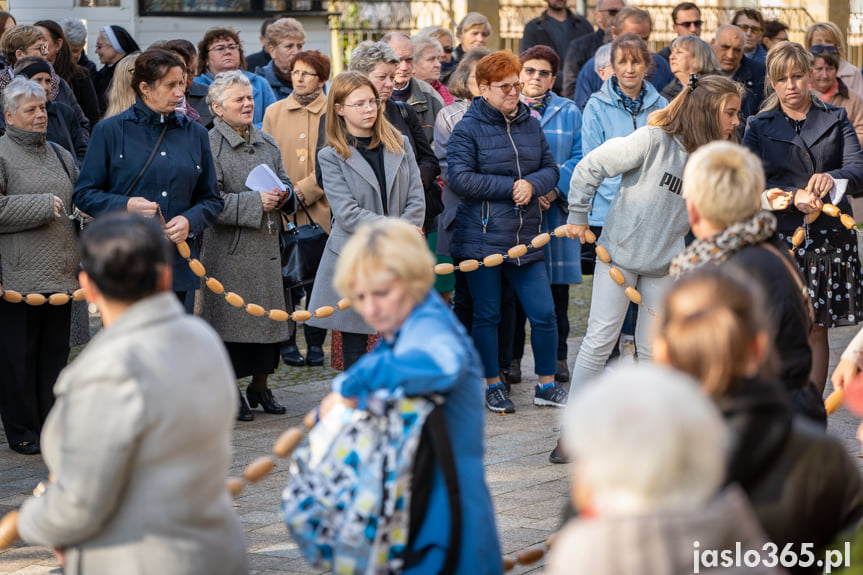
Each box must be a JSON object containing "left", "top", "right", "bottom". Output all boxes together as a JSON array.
[
  {"left": 0, "top": 77, "right": 79, "bottom": 455},
  {"left": 548, "top": 364, "right": 779, "bottom": 575},
  {"left": 412, "top": 34, "right": 453, "bottom": 105},
  {"left": 201, "top": 70, "right": 295, "bottom": 422}
]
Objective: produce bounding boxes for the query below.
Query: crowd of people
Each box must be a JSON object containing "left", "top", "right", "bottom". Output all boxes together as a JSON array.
[{"left": 4, "top": 2, "right": 863, "bottom": 573}]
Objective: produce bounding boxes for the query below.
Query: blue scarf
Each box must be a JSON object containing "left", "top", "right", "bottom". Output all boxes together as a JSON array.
[{"left": 612, "top": 76, "right": 646, "bottom": 117}]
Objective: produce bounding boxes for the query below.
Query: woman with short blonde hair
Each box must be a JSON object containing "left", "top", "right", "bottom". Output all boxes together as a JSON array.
[{"left": 102, "top": 51, "right": 139, "bottom": 119}]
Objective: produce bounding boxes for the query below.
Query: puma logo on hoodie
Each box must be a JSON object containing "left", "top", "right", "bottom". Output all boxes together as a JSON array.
[{"left": 659, "top": 172, "right": 683, "bottom": 195}]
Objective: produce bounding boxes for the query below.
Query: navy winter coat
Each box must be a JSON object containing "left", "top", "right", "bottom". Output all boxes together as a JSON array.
[
  {"left": 447, "top": 97, "right": 559, "bottom": 265},
  {"left": 73, "top": 99, "right": 223, "bottom": 292},
  {"left": 743, "top": 100, "right": 863, "bottom": 233}
]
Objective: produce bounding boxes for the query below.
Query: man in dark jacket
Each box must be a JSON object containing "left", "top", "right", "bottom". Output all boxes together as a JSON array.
[
  {"left": 657, "top": 2, "right": 703, "bottom": 61},
  {"left": 712, "top": 24, "right": 766, "bottom": 119},
  {"left": 521, "top": 0, "right": 593, "bottom": 95},
  {"left": 561, "top": 0, "right": 624, "bottom": 99},
  {"left": 244, "top": 17, "right": 277, "bottom": 72}
]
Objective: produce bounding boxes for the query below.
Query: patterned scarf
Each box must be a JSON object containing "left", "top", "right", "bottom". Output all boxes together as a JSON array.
[
  {"left": 522, "top": 91, "right": 552, "bottom": 120},
  {"left": 611, "top": 76, "right": 646, "bottom": 117},
  {"left": 294, "top": 90, "right": 321, "bottom": 107},
  {"left": 669, "top": 211, "right": 777, "bottom": 280}
]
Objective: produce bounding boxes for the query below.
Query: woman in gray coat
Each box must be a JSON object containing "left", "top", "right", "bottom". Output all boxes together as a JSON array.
[
  {"left": 306, "top": 71, "right": 425, "bottom": 370},
  {"left": 0, "top": 77, "right": 79, "bottom": 455},
  {"left": 17, "top": 214, "right": 248, "bottom": 575},
  {"left": 201, "top": 71, "right": 294, "bottom": 421}
]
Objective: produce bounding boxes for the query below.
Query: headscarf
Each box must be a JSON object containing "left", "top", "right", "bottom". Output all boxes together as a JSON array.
[{"left": 101, "top": 25, "right": 140, "bottom": 55}]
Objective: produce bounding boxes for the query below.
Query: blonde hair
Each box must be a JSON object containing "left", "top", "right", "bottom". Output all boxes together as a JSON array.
[
  {"left": 682, "top": 141, "right": 764, "bottom": 228},
  {"left": 333, "top": 218, "right": 435, "bottom": 303},
  {"left": 265, "top": 17, "right": 306, "bottom": 47},
  {"left": 457, "top": 12, "right": 491, "bottom": 39},
  {"left": 103, "top": 51, "right": 140, "bottom": 119},
  {"left": 761, "top": 41, "right": 819, "bottom": 113},
  {"left": 657, "top": 268, "right": 771, "bottom": 397},
  {"left": 648, "top": 75, "right": 743, "bottom": 152},
  {"left": 805, "top": 22, "right": 846, "bottom": 59},
  {"left": 325, "top": 71, "right": 403, "bottom": 159}
]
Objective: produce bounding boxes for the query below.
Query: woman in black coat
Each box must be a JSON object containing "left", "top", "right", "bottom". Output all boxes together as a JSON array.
[{"left": 743, "top": 41, "right": 863, "bottom": 394}]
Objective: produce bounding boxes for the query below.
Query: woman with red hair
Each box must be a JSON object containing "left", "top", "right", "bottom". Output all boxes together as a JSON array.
[{"left": 447, "top": 51, "right": 563, "bottom": 414}]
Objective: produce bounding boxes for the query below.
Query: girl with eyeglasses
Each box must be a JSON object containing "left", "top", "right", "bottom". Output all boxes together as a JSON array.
[
  {"left": 304, "top": 71, "right": 425, "bottom": 370},
  {"left": 804, "top": 22, "right": 863, "bottom": 100},
  {"left": 447, "top": 51, "right": 564, "bottom": 415}
]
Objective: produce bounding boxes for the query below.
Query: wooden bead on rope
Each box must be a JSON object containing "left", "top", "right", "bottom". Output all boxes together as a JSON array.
[
  {"left": 841, "top": 214, "right": 857, "bottom": 230},
  {"left": 516, "top": 547, "right": 545, "bottom": 565},
  {"left": 507, "top": 245, "right": 528, "bottom": 259},
  {"left": 273, "top": 427, "right": 304, "bottom": 458},
  {"left": 303, "top": 409, "right": 318, "bottom": 430},
  {"left": 584, "top": 229, "right": 597, "bottom": 244},
  {"left": 226, "top": 477, "right": 244, "bottom": 498},
  {"left": 434, "top": 263, "right": 454, "bottom": 275},
  {"left": 245, "top": 303, "right": 266, "bottom": 317},
  {"left": 804, "top": 210, "right": 820, "bottom": 225},
  {"left": 1, "top": 290, "right": 23, "bottom": 303},
  {"left": 545, "top": 532, "right": 558, "bottom": 550},
  {"left": 483, "top": 254, "right": 504, "bottom": 267},
  {"left": 791, "top": 227, "right": 805, "bottom": 248},
  {"left": 268, "top": 309, "right": 289, "bottom": 322},
  {"left": 595, "top": 245, "right": 611, "bottom": 264},
  {"left": 292, "top": 310, "right": 312, "bottom": 322},
  {"left": 188, "top": 259, "right": 206, "bottom": 278},
  {"left": 72, "top": 288, "right": 86, "bottom": 301},
  {"left": 48, "top": 293, "right": 71, "bottom": 306},
  {"left": 0, "top": 510, "right": 19, "bottom": 550},
  {"left": 502, "top": 557, "right": 516, "bottom": 571},
  {"left": 314, "top": 306, "right": 334, "bottom": 319},
  {"left": 822, "top": 204, "right": 841, "bottom": 217},
  {"left": 176, "top": 240, "right": 192, "bottom": 259},
  {"left": 608, "top": 267, "right": 626, "bottom": 286},
  {"left": 337, "top": 298, "right": 351, "bottom": 311},
  {"left": 243, "top": 456, "right": 275, "bottom": 483},
  {"left": 24, "top": 294, "right": 47, "bottom": 306},
  {"left": 529, "top": 233, "right": 551, "bottom": 248},
  {"left": 825, "top": 388, "right": 845, "bottom": 415},
  {"left": 459, "top": 259, "right": 480, "bottom": 272},
  {"left": 224, "top": 292, "right": 244, "bottom": 308},
  {"left": 625, "top": 286, "right": 643, "bottom": 304},
  {"left": 205, "top": 277, "right": 225, "bottom": 294}
]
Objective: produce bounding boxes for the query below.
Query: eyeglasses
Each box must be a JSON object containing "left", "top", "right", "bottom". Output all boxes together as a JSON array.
[
  {"left": 523, "top": 67, "right": 553, "bottom": 78},
  {"left": 28, "top": 44, "right": 49, "bottom": 55},
  {"left": 811, "top": 44, "right": 839, "bottom": 55},
  {"left": 442, "top": 46, "right": 454, "bottom": 54},
  {"left": 211, "top": 44, "right": 239, "bottom": 53},
  {"left": 291, "top": 70, "right": 319, "bottom": 78},
  {"left": 736, "top": 24, "right": 762, "bottom": 34},
  {"left": 95, "top": 43, "right": 109, "bottom": 50},
  {"left": 341, "top": 98, "right": 381, "bottom": 111},
  {"left": 676, "top": 19, "right": 703, "bottom": 28},
  {"left": 489, "top": 82, "right": 523, "bottom": 94}
]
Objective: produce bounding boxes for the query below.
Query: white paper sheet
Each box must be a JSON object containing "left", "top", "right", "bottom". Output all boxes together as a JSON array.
[{"left": 245, "top": 164, "right": 287, "bottom": 193}]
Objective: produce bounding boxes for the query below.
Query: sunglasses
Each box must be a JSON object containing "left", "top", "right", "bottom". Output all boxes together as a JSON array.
[
  {"left": 736, "top": 24, "right": 762, "bottom": 34},
  {"left": 676, "top": 20, "right": 703, "bottom": 28},
  {"left": 811, "top": 44, "right": 839, "bottom": 55},
  {"left": 597, "top": 8, "right": 620, "bottom": 16},
  {"left": 442, "top": 46, "right": 454, "bottom": 54}
]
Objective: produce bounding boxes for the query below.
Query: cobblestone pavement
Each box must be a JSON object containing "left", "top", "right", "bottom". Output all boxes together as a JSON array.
[{"left": 2, "top": 314, "right": 862, "bottom": 574}]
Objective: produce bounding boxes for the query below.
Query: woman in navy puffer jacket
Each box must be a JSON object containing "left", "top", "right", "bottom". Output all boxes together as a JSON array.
[{"left": 447, "top": 51, "right": 563, "bottom": 414}]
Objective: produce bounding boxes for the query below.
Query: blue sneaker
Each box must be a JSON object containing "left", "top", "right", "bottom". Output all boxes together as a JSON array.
[
  {"left": 486, "top": 383, "right": 515, "bottom": 413},
  {"left": 534, "top": 382, "right": 568, "bottom": 407}
]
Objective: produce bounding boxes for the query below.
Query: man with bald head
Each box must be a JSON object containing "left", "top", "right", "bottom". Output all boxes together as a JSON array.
[
  {"left": 572, "top": 7, "right": 674, "bottom": 109},
  {"left": 562, "top": 0, "right": 625, "bottom": 99},
  {"left": 712, "top": 24, "right": 765, "bottom": 119}
]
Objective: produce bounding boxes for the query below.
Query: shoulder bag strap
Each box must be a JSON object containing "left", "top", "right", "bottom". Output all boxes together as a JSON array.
[
  {"left": 48, "top": 142, "right": 73, "bottom": 183},
  {"left": 123, "top": 123, "right": 168, "bottom": 197},
  {"left": 293, "top": 195, "right": 318, "bottom": 227}
]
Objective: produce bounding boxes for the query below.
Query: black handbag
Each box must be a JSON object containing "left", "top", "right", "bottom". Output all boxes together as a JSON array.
[{"left": 280, "top": 198, "right": 329, "bottom": 289}]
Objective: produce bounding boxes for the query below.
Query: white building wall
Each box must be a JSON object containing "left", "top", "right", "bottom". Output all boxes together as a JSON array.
[{"left": 7, "top": 0, "right": 331, "bottom": 64}]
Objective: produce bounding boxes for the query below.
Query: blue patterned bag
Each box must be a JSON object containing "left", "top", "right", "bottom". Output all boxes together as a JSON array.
[{"left": 281, "top": 394, "right": 460, "bottom": 575}]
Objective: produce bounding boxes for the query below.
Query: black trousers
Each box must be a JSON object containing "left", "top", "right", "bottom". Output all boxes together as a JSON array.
[
  {"left": 285, "top": 282, "right": 327, "bottom": 348},
  {"left": 0, "top": 300, "right": 71, "bottom": 446},
  {"left": 341, "top": 331, "right": 370, "bottom": 371}
]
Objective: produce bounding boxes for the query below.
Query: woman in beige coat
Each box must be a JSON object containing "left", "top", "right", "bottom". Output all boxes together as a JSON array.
[
  {"left": 262, "top": 50, "right": 330, "bottom": 367},
  {"left": 17, "top": 213, "right": 247, "bottom": 575},
  {"left": 202, "top": 70, "right": 294, "bottom": 422}
]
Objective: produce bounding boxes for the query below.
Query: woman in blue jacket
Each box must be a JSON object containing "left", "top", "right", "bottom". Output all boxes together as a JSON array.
[
  {"left": 743, "top": 41, "right": 863, "bottom": 394},
  {"left": 320, "top": 218, "right": 502, "bottom": 575},
  {"left": 447, "top": 51, "right": 562, "bottom": 414},
  {"left": 74, "top": 50, "right": 223, "bottom": 301}
]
